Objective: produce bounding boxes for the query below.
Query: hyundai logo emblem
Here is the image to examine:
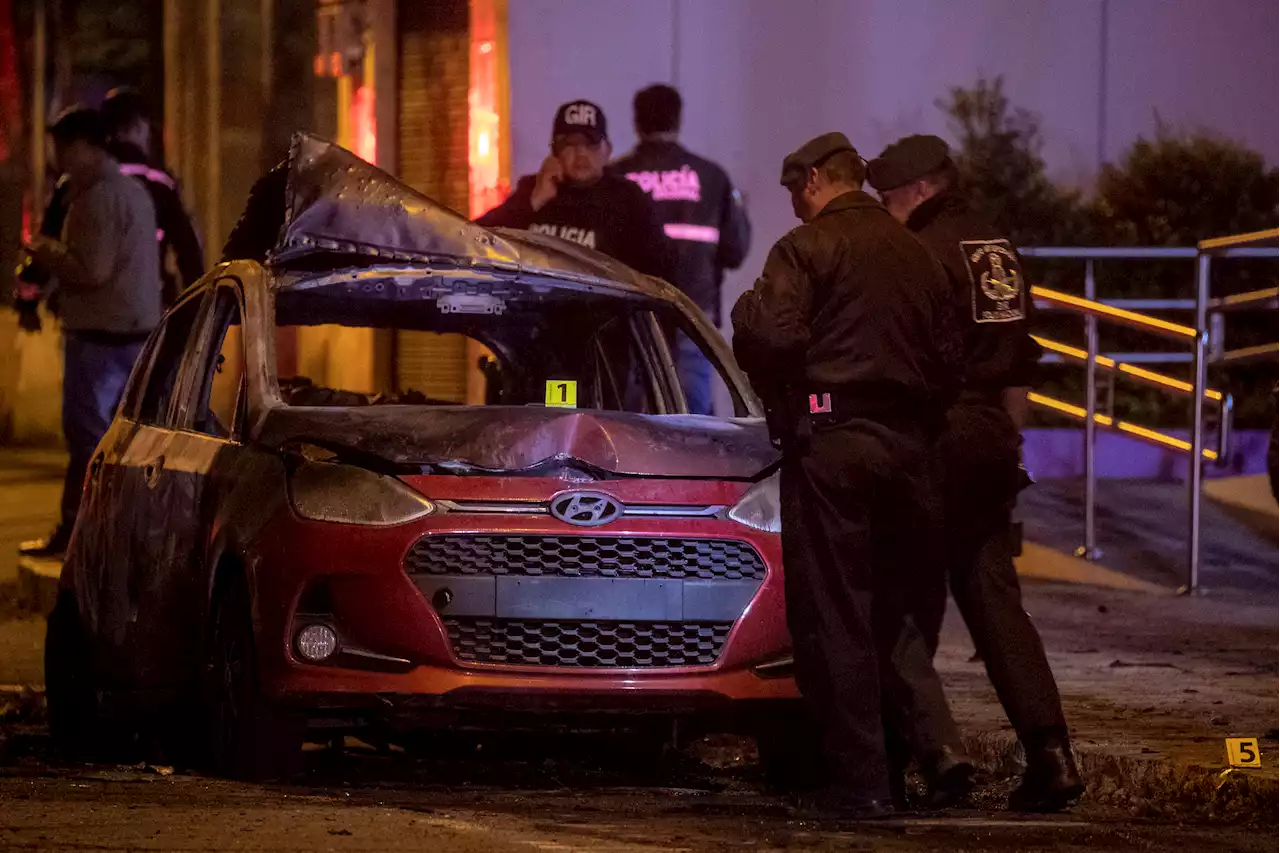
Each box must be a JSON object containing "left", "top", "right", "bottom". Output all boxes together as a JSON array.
[{"left": 550, "top": 491, "right": 624, "bottom": 527}]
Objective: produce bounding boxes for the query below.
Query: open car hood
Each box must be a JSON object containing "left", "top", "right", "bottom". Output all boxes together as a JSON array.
[
  {"left": 273, "top": 133, "right": 679, "bottom": 301},
  {"left": 258, "top": 405, "right": 778, "bottom": 480}
]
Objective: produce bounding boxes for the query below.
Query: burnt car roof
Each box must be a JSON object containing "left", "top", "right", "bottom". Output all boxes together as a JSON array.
[
  {"left": 239, "top": 134, "right": 775, "bottom": 480},
  {"left": 271, "top": 133, "right": 681, "bottom": 303}
]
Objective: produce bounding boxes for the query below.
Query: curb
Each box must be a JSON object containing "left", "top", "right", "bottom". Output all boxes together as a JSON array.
[
  {"left": 963, "top": 731, "right": 1278, "bottom": 824},
  {"left": 15, "top": 556, "right": 60, "bottom": 618}
]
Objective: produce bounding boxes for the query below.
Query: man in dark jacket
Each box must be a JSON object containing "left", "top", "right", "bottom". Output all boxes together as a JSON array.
[
  {"left": 101, "top": 87, "right": 204, "bottom": 304},
  {"left": 869, "top": 134, "right": 1084, "bottom": 813},
  {"left": 732, "top": 132, "right": 971, "bottom": 816},
  {"left": 611, "top": 85, "right": 751, "bottom": 413},
  {"left": 477, "top": 100, "right": 673, "bottom": 282}
]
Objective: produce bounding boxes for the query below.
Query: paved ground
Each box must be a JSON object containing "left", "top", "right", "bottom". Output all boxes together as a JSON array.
[
  {"left": 0, "top": 767, "right": 1273, "bottom": 852},
  {"left": 1019, "top": 476, "right": 1278, "bottom": 597},
  {"left": 0, "top": 450, "right": 61, "bottom": 591}
]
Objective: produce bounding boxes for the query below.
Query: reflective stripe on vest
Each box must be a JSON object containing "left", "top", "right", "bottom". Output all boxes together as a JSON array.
[{"left": 663, "top": 223, "right": 720, "bottom": 244}]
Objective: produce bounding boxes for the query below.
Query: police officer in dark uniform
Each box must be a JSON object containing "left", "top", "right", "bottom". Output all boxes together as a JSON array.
[
  {"left": 732, "top": 132, "right": 971, "bottom": 816},
  {"left": 101, "top": 88, "right": 204, "bottom": 305},
  {"left": 478, "top": 100, "right": 673, "bottom": 281},
  {"left": 869, "top": 134, "right": 1085, "bottom": 812},
  {"left": 611, "top": 85, "right": 751, "bottom": 413}
]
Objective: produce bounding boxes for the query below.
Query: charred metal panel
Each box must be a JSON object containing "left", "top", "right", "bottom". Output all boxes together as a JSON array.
[
  {"left": 276, "top": 134, "right": 673, "bottom": 301},
  {"left": 257, "top": 406, "right": 776, "bottom": 479}
]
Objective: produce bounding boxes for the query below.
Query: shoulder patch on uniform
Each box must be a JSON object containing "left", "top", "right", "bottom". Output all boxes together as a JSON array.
[{"left": 961, "top": 238, "right": 1026, "bottom": 324}]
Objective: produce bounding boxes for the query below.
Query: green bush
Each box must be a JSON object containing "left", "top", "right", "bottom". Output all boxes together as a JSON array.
[
  {"left": 939, "top": 78, "right": 1277, "bottom": 430},
  {"left": 937, "top": 76, "right": 1094, "bottom": 246}
]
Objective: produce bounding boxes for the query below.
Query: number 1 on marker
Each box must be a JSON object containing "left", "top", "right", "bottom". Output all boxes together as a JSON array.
[{"left": 546, "top": 380, "right": 577, "bottom": 408}]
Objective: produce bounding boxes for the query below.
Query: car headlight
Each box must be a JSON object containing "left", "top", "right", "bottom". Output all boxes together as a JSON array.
[
  {"left": 727, "top": 472, "right": 781, "bottom": 533},
  {"left": 289, "top": 461, "right": 436, "bottom": 526}
]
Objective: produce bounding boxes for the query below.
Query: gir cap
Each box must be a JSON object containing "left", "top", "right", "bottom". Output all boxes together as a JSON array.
[{"left": 552, "top": 100, "right": 608, "bottom": 143}]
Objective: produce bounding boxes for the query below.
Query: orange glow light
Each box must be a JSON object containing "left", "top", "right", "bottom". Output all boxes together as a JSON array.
[{"left": 352, "top": 84, "right": 376, "bottom": 165}]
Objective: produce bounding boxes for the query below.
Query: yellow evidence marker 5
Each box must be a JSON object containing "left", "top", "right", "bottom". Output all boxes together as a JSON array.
[{"left": 1225, "top": 738, "right": 1262, "bottom": 769}]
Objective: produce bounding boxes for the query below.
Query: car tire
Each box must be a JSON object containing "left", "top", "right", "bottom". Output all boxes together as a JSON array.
[
  {"left": 755, "top": 711, "right": 828, "bottom": 793},
  {"left": 202, "top": 574, "right": 303, "bottom": 781},
  {"left": 45, "top": 592, "right": 120, "bottom": 762}
]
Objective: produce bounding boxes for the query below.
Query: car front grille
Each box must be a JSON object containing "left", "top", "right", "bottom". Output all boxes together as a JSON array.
[
  {"left": 444, "top": 618, "right": 733, "bottom": 668},
  {"left": 404, "top": 534, "right": 766, "bottom": 581}
]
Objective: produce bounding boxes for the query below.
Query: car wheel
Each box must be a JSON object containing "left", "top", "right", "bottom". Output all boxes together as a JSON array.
[
  {"left": 755, "top": 710, "right": 828, "bottom": 793},
  {"left": 202, "top": 574, "right": 303, "bottom": 781},
  {"left": 45, "top": 592, "right": 122, "bottom": 762}
]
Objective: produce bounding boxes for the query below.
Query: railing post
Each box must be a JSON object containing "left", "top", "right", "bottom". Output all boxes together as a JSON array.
[
  {"left": 1184, "top": 253, "right": 1211, "bottom": 593},
  {"left": 1078, "top": 259, "right": 1102, "bottom": 561}
]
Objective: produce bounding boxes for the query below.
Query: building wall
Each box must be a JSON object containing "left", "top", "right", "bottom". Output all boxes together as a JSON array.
[
  {"left": 506, "top": 0, "right": 1278, "bottom": 415},
  {"left": 394, "top": 0, "right": 473, "bottom": 402}
]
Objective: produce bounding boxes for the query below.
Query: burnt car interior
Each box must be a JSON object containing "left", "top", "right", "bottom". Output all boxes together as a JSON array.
[{"left": 271, "top": 273, "right": 725, "bottom": 416}]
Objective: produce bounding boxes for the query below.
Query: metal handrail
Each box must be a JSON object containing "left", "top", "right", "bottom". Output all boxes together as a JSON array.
[
  {"left": 1198, "top": 228, "right": 1280, "bottom": 251},
  {"left": 1032, "top": 286, "right": 1197, "bottom": 340},
  {"left": 1032, "top": 336, "right": 1223, "bottom": 401},
  {"left": 1021, "top": 231, "right": 1278, "bottom": 593},
  {"left": 1028, "top": 392, "right": 1219, "bottom": 461}
]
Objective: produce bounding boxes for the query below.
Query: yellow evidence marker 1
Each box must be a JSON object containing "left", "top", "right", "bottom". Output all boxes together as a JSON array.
[
  {"left": 546, "top": 380, "right": 578, "bottom": 408},
  {"left": 1225, "top": 738, "right": 1262, "bottom": 769}
]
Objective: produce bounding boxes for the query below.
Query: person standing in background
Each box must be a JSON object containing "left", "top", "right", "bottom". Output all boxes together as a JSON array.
[
  {"left": 101, "top": 87, "right": 204, "bottom": 305},
  {"left": 478, "top": 99, "right": 673, "bottom": 282},
  {"left": 612, "top": 84, "right": 751, "bottom": 415},
  {"left": 19, "top": 107, "right": 161, "bottom": 558}
]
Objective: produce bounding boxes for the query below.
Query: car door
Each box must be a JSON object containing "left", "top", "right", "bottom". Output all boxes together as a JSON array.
[
  {"left": 118, "top": 280, "right": 254, "bottom": 693},
  {"left": 71, "top": 288, "right": 210, "bottom": 688},
  {"left": 125, "top": 280, "right": 252, "bottom": 692}
]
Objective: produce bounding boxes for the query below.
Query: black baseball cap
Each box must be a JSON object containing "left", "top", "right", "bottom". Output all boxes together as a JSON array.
[
  {"left": 101, "top": 86, "right": 151, "bottom": 133},
  {"left": 552, "top": 100, "right": 608, "bottom": 143},
  {"left": 780, "top": 132, "right": 858, "bottom": 187},
  {"left": 868, "top": 134, "right": 951, "bottom": 191},
  {"left": 49, "top": 105, "right": 106, "bottom": 148}
]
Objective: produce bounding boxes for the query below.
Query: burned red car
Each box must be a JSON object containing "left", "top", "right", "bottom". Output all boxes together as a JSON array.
[{"left": 47, "top": 136, "right": 799, "bottom": 778}]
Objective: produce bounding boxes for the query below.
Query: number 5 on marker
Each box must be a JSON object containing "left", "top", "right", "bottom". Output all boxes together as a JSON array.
[
  {"left": 546, "top": 380, "right": 577, "bottom": 408},
  {"left": 1226, "top": 738, "right": 1262, "bottom": 768}
]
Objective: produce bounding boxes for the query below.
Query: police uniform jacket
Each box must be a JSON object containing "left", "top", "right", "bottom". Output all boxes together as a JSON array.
[
  {"left": 610, "top": 140, "right": 751, "bottom": 322},
  {"left": 906, "top": 191, "right": 1041, "bottom": 398},
  {"left": 110, "top": 142, "right": 205, "bottom": 305},
  {"left": 732, "top": 190, "right": 960, "bottom": 420},
  {"left": 477, "top": 173, "right": 675, "bottom": 282}
]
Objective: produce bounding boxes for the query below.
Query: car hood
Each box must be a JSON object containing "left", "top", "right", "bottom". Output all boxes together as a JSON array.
[{"left": 258, "top": 405, "right": 779, "bottom": 480}]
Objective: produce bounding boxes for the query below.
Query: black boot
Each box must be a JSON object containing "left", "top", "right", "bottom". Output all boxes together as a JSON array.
[
  {"left": 1009, "top": 737, "right": 1085, "bottom": 812},
  {"left": 921, "top": 745, "right": 975, "bottom": 808}
]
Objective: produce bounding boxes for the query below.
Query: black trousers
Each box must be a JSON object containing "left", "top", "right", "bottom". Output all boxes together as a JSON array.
[
  {"left": 781, "top": 418, "right": 962, "bottom": 799},
  {"left": 922, "top": 401, "right": 1068, "bottom": 747}
]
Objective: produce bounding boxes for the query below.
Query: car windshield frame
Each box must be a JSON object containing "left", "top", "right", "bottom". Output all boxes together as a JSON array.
[{"left": 267, "top": 264, "right": 757, "bottom": 418}]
